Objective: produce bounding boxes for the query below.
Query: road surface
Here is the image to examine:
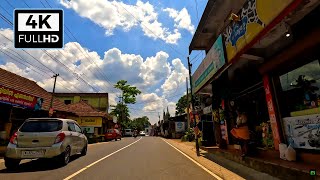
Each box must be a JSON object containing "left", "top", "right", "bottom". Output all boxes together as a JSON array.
[{"left": 0, "top": 137, "right": 218, "bottom": 180}]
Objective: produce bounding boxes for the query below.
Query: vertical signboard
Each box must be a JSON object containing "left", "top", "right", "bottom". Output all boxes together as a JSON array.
[{"left": 263, "top": 75, "right": 281, "bottom": 150}]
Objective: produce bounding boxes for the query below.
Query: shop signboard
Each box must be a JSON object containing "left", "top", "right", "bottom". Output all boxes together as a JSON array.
[
  {"left": 192, "top": 35, "right": 226, "bottom": 93},
  {"left": 0, "top": 84, "right": 40, "bottom": 109},
  {"left": 283, "top": 114, "right": 320, "bottom": 150},
  {"left": 223, "top": 0, "right": 294, "bottom": 62},
  {"left": 81, "top": 126, "right": 94, "bottom": 134},
  {"left": 175, "top": 122, "right": 185, "bottom": 133},
  {"left": 71, "top": 117, "right": 103, "bottom": 127},
  {"left": 263, "top": 75, "right": 281, "bottom": 150}
]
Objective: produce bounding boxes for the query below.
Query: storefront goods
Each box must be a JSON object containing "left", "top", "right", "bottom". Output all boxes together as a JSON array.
[{"left": 283, "top": 114, "right": 320, "bottom": 150}]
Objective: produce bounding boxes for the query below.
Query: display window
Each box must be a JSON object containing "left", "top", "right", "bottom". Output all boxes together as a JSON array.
[{"left": 279, "top": 59, "right": 320, "bottom": 116}]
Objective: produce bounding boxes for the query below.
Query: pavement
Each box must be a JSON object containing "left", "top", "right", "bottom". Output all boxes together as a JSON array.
[{"left": 0, "top": 137, "right": 222, "bottom": 180}]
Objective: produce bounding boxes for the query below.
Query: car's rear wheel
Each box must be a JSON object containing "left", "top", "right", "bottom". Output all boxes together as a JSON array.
[
  {"left": 81, "top": 144, "right": 87, "bottom": 156},
  {"left": 115, "top": 138, "right": 118, "bottom": 141},
  {"left": 58, "top": 146, "right": 71, "bottom": 166},
  {"left": 4, "top": 157, "right": 20, "bottom": 170}
]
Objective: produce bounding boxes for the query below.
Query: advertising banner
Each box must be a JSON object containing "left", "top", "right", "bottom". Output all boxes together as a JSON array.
[
  {"left": 175, "top": 122, "right": 185, "bottom": 133},
  {"left": 223, "top": 0, "right": 294, "bottom": 62},
  {"left": 72, "top": 117, "right": 103, "bottom": 127},
  {"left": 263, "top": 75, "right": 281, "bottom": 150},
  {"left": 283, "top": 114, "right": 320, "bottom": 150},
  {"left": 0, "top": 84, "right": 40, "bottom": 109},
  {"left": 192, "top": 35, "right": 226, "bottom": 93}
]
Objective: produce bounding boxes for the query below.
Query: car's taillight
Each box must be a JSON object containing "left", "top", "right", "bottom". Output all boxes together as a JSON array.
[
  {"left": 9, "top": 132, "right": 18, "bottom": 145},
  {"left": 54, "top": 133, "right": 65, "bottom": 144}
]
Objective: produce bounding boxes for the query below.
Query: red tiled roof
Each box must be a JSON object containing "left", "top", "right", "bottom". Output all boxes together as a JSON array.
[
  {"left": 67, "top": 101, "right": 107, "bottom": 117},
  {"left": 0, "top": 68, "right": 69, "bottom": 112}
]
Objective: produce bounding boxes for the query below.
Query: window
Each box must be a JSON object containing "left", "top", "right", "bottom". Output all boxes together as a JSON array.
[
  {"left": 64, "top": 100, "right": 72, "bottom": 105},
  {"left": 20, "top": 120, "right": 62, "bottom": 132},
  {"left": 81, "top": 99, "right": 88, "bottom": 103},
  {"left": 74, "top": 124, "right": 82, "bottom": 133},
  {"left": 279, "top": 60, "right": 320, "bottom": 113},
  {"left": 67, "top": 122, "right": 76, "bottom": 132}
]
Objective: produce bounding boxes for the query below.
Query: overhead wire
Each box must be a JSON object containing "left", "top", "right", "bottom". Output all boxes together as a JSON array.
[
  {"left": 42, "top": 0, "right": 120, "bottom": 94},
  {"left": 0, "top": 13, "right": 97, "bottom": 93}
]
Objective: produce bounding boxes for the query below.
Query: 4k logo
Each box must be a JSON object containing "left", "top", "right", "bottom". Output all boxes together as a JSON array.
[{"left": 14, "top": 9, "right": 63, "bottom": 48}]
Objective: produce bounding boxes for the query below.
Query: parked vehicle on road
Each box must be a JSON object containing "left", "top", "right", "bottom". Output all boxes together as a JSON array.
[
  {"left": 105, "top": 129, "right": 122, "bottom": 141},
  {"left": 5, "top": 118, "right": 88, "bottom": 170},
  {"left": 139, "top": 131, "right": 146, "bottom": 136},
  {"left": 124, "top": 129, "right": 133, "bottom": 137}
]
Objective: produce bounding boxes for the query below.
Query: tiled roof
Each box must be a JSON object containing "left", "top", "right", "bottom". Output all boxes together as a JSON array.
[
  {"left": 67, "top": 101, "right": 107, "bottom": 117},
  {"left": 0, "top": 68, "right": 69, "bottom": 112},
  {"left": 54, "top": 93, "right": 108, "bottom": 97}
]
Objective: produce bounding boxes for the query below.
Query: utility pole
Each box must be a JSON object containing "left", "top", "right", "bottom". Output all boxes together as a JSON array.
[
  {"left": 186, "top": 77, "right": 190, "bottom": 129},
  {"left": 50, "top": 74, "right": 59, "bottom": 109},
  {"left": 187, "top": 57, "right": 200, "bottom": 156}
]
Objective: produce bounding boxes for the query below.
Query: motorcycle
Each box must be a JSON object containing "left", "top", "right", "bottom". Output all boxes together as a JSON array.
[{"left": 133, "top": 131, "right": 138, "bottom": 138}]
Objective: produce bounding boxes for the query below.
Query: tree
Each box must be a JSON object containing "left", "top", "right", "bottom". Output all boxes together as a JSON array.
[
  {"left": 114, "top": 80, "right": 141, "bottom": 104},
  {"left": 131, "top": 116, "right": 151, "bottom": 131},
  {"left": 112, "top": 80, "right": 142, "bottom": 128},
  {"left": 175, "top": 95, "right": 189, "bottom": 116}
]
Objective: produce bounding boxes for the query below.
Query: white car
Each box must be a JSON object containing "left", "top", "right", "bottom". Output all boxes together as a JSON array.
[
  {"left": 139, "top": 131, "right": 146, "bottom": 136},
  {"left": 5, "top": 118, "right": 88, "bottom": 169},
  {"left": 124, "top": 129, "right": 133, "bottom": 137}
]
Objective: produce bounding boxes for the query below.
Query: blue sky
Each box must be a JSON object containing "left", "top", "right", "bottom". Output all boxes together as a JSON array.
[{"left": 0, "top": 0, "right": 207, "bottom": 124}]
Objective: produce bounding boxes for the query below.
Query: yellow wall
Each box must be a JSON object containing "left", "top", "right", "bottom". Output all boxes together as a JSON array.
[
  {"left": 68, "top": 116, "right": 103, "bottom": 127},
  {"left": 55, "top": 95, "right": 108, "bottom": 111}
]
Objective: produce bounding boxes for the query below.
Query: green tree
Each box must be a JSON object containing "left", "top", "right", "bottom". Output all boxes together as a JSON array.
[
  {"left": 131, "top": 116, "right": 151, "bottom": 131},
  {"left": 114, "top": 80, "right": 142, "bottom": 104},
  {"left": 111, "top": 80, "right": 142, "bottom": 128},
  {"left": 175, "top": 95, "right": 189, "bottom": 116}
]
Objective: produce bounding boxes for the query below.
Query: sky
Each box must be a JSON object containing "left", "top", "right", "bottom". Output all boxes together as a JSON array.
[{"left": 0, "top": 0, "right": 207, "bottom": 124}]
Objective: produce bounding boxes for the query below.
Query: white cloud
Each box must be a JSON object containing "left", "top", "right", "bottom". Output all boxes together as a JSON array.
[
  {"left": 164, "top": 7, "right": 195, "bottom": 34},
  {"left": 60, "top": 0, "right": 182, "bottom": 44},
  {"left": 0, "top": 28, "right": 187, "bottom": 124},
  {"left": 161, "top": 58, "right": 189, "bottom": 96}
]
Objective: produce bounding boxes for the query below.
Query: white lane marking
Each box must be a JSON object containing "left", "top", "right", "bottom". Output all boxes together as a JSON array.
[
  {"left": 162, "top": 139, "right": 223, "bottom": 180},
  {"left": 64, "top": 137, "right": 142, "bottom": 180}
]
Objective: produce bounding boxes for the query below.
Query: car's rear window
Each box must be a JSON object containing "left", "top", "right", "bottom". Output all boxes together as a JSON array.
[
  {"left": 20, "top": 120, "right": 63, "bottom": 132},
  {"left": 107, "top": 129, "right": 114, "bottom": 133},
  {"left": 125, "top": 130, "right": 131, "bottom": 132}
]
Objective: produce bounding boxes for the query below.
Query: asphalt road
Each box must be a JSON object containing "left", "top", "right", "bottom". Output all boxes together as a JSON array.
[{"left": 0, "top": 137, "right": 217, "bottom": 180}]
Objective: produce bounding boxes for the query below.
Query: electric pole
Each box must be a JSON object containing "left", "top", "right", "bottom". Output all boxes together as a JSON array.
[
  {"left": 50, "top": 74, "right": 59, "bottom": 109},
  {"left": 187, "top": 57, "right": 200, "bottom": 156},
  {"left": 186, "top": 77, "right": 190, "bottom": 129}
]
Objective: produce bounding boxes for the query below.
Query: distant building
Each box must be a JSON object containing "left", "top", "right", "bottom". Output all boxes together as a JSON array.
[{"left": 54, "top": 93, "right": 109, "bottom": 112}]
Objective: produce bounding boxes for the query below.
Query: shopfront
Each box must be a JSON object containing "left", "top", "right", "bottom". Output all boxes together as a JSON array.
[
  {"left": 0, "top": 84, "right": 45, "bottom": 142},
  {"left": 69, "top": 116, "right": 103, "bottom": 136}
]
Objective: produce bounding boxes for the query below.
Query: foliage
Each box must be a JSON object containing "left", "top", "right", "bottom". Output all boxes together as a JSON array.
[
  {"left": 131, "top": 116, "right": 151, "bottom": 132},
  {"left": 114, "top": 80, "right": 142, "bottom": 104},
  {"left": 110, "top": 103, "right": 130, "bottom": 127},
  {"left": 182, "top": 128, "right": 195, "bottom": 142},
  {"left": 175, "top": 95, "right": 189, "bottom": 116}
]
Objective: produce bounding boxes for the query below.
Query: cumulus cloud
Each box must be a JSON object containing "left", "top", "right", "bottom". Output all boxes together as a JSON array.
[
  {"left": 0, "top": 28, "right": 187, "bottom": 124},
  {"left": 163, "top": 7, "right": 195, "bottom": 34},
  {"left": 161, "top": 58, "right": 189, "bottom": 96},
  {"left": 60, "top": 0, "right": 182, "bottom": 44}
]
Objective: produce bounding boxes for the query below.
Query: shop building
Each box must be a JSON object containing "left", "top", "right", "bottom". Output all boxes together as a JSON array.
[
  {"left": 189, "top": 0, "right": 320, "bottom": 172},
  {"left": 0, "top": 68, "right": 71, "bottom": 143},
  {"left": 54, "top": 93, "right": 109, "bottom": 112},
  {"left": 67, "top": 101, "right": 113, "bottom": 138}
]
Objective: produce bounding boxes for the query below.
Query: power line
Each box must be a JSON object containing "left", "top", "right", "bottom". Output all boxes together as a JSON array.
[
  {"left": 0, "top": 12, "right": 101, "bottom": 93},
  {"left": 194, "top": 0, "right": 200, "bottom": 23},
  {"left": 4, "top": 0, "right": 14, "bottom": 9},
  {"left": 41, "top": 0, "right": 119, "bottom": 94}
]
